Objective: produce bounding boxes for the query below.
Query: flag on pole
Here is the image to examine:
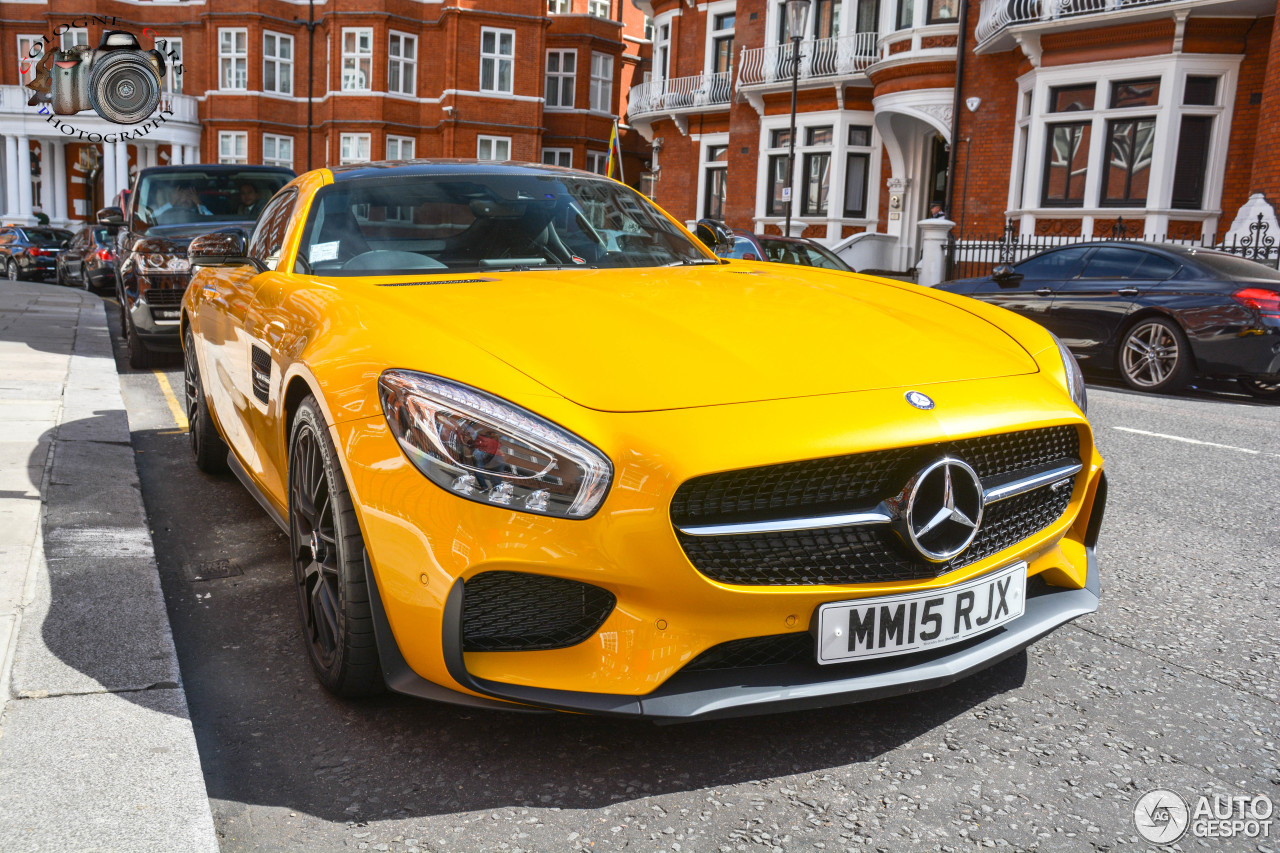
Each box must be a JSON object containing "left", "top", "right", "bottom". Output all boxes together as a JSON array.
[{"left": 605, "top": 119, "right": 625, "bottom": 183}]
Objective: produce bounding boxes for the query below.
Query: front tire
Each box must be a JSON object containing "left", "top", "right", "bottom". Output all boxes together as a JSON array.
[
  {"left": 183, "top": 326, "right": 228, "bottom": 474},
  {"left": 288, "top": 396, "right": 384, "bottom": 697},
  {"left": 1238, "top": 377, "right": 1280, "bottom": 399},
  {"left": 125, "top": 310, "right": 163, "bottom": 369},
  {"left": 6, "top": 259, "right": 19, "bottom": 281},
  {"left": 1118, "top": 317, "right": 1192, "bottom": 394},
  {"left": 56, "top": 259, "right": 69, "bottom": 287}
]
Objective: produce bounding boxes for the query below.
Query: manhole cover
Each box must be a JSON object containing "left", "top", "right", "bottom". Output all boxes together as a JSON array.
[{"left": 186, "top": 558, "right": 243, "bottom": 581}]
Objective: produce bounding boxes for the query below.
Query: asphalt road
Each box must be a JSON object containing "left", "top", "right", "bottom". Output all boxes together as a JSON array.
[{"left": 102, "top": 299, "right": 1279, "bottom": 853}]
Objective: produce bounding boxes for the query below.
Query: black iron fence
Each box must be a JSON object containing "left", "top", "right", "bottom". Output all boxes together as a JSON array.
[{"left": 945, "top": 214, "right": 1279, "bottom": 281}]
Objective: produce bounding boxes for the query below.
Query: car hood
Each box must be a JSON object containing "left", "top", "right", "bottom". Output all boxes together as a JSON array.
[{"left": 367, "top": 265, "right": 1040, "bottom": 413}]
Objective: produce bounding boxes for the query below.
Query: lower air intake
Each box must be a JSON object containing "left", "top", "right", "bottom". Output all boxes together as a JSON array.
[{"left": 461, "top": 571, "right": 616, "bottom": 652}]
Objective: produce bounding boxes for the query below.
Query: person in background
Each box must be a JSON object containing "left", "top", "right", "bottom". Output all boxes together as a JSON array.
[
  {"left": 238, "top": 183, "right": 267, "bottom": 219},
  {"left": 155, "top": 183, "right": 211, "bottom": 223},
  {"left": 928, "top": 203, "right": 947, "bottom": 219}
]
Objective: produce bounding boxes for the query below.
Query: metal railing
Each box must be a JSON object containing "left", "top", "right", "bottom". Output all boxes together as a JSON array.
[
  {"left": 627, "top": 71, "right": 733, "bottom": 118},
  {"left": 977, "top": 0, "right": 1185, "bottom": 44},
  {"left": 945, "top": 216, "right": 1279, "bottom": 281},
  {"left": 737, "top": 32, "right": 879, "bottom": 88}
]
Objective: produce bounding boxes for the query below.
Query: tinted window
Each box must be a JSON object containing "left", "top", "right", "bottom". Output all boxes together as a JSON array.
[
  {"left": 718, "top": 236, "right": 760, "bottom": 260},
  {"left": 1016, "top": 246, "right": 1092, "bottom": 280},
  {"left": 1133, "top": 253, "right": 1179, "bottom": 279},
  {"left": 248, "top": 189, "right": 297, "bottom": 270},
  {"left": 92, "top": 227, "right": 110, "bottom": 244},
  {"left": 1186, "top": 251, "right": 1280, "bottom": 282},
  {"left": 132, "top": 169, "right": 294, "bottom": 232},
  {"left": 26, "top": 229, "right": 71, "bottom": 247},
  {"left": 1079, "top": 247, "right": 1149, "bottom": 279}
]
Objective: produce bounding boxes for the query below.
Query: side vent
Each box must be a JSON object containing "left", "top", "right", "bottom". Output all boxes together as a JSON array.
[{"left": 250, "top": 346, "right": 271, "bottom": 404}]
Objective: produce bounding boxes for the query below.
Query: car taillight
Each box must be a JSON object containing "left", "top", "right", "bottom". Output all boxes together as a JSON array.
[
  {"left": 27, "top": 247, "right": 45, "bottom": 257},
  {"left": 96, "top": 248, "right": 113, "bottom": 261},
  {"left": 1232, "top": 287, "right": 1280, "bottom": 318}
]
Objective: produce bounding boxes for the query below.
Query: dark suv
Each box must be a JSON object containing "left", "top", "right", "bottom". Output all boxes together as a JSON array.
[
  {"left": 1, "top": 225, "right": 72, "bottom": 281},
  {"left": 106, "top": 164, "right": 294, "bottom": 367}
]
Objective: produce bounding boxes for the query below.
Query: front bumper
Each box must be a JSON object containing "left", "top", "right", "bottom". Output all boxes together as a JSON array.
[{"left": 126, "top": 276, "right": 187, "bottom": 349}]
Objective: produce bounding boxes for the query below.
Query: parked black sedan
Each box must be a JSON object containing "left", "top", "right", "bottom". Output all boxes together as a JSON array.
[
  {"left": 55, "top": 224, "right": 117, "bottom": 292},
  {"left": 938, "top": 241, "right": 1280, "bottom": 398},
  {"left": 0, "top": 225, "right": 72, "bottom": 281}
]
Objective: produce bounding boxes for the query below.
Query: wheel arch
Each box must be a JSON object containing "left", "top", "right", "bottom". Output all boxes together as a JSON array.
[{"left": 1115, "top": 308, "right": 1200, "bottom": 372}]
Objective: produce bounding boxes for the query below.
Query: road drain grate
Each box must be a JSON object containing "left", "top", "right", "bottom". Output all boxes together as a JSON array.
[{"left": 186, "top": 558, "right": 244, "bottom": 581}]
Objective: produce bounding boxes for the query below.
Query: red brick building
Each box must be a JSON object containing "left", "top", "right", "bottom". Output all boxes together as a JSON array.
[
  {"left": 1, "top": 0, "right": 651, "bottom": 228},
  {"left": 629, "top": 0, "right": 1280, "bottom": 274}
]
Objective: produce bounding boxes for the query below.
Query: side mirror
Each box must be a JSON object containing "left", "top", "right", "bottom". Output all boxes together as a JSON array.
[
  {"left": 96, "top": 206, "right": 124, "bottom": 225},
  {"left": 992, "top": 264, "right": 1023, "bottom": 287},
  {"left": 189, "top": 228, "right": 264, "bottom": 271},
  {"left": 694, "top": 218, "right": 733, "bottom": 252}
]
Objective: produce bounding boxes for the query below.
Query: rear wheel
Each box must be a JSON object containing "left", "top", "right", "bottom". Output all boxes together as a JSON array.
[
  {"left": 288, "top": 396, "right": 384, "bottom": 697},
  {"left": 183, "top": 326, "right": 228, "bottom": 474},
  {"left": 1118, "top": 317, "right": 1192, "bottom": 394},
  {"left": 1238, "top": 377, "right": 1280, "bottom": 399},
  {"left": 6, "top": 259, "right": 19, "bottom": 281}
]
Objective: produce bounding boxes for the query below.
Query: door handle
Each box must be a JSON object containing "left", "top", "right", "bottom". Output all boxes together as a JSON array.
[
  {"left": 1035, "top": 288, "right": 1053, "bottom": 296},
  {"left": 1118, "top": 287, "right": 1139, "bottom": 296}
]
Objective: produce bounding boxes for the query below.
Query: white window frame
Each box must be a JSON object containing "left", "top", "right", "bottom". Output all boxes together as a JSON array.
[
  {"left": 542, "top": 147, "right": 573, "bottom": 167},
  {"left": 263, "top": 31, "right": 294, "bottom": 96},
  {"left": 60, "top": 28, "right": 88, "bottom": 50},
  {"left": 545, "top": 49, "right": 576, "bottom": 111},
  {"left": 17, "top": 35, "right": 44, "bottom": 87},
  {"left": 262, "top": 134, "right": 294, "bottom": 168},
  {"left": 388, "top": 31, "right": 417, "bottom": 96},
  {"left": 339, "top": 132, "right": 372, "bottom": 164},
  {"left": 697, "top": 134, "right": 731, "bottom": 222},
  {"left": 588, "top": 0, "right": 610, "bottom": 17},
  {"left": 548, "top": 0, "right": 570, "bottom": 12},
  {"left": 653, "top": 16, "right": 674, "bottom": 81},
  {"left": 218, "top": 131, "right": 248, "bottom": 165},
  {"left": 387, "top": 135, "right": 415, "bottom": 160},
  {"left": 754, "top": 110, "right": 880, "bottom": 233},
  {"left": 586, "top": 150, "right": 609, "bottom": 174},
  {"left": 480, "top": 28, "right": 516, "bottom": 95},
  {"left": 589, "top": 51, "right": 614, "bottom": 113},
  {"left": 1013, "top": 54, "right": 1241, "bottom": 240},
  {"left": 158, "top": 36, "right": 183, "bottom": 94},
  {"left": 477, "top": 136, "right": 511, "bottom": 161},
  {"left": 219, "top": 28, "right": 248, "bottom": 90},
  {"left": 704, "top": 1, "right": 736, "bottom": 75},
  {"left": 341, "top": 27, "right": 374, "bottom": 92}
]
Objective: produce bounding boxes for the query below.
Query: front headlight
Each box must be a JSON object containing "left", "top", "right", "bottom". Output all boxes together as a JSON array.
[
  {"left": 1051, "top": 333, "right": 1087, "bottom": 415},
  {"left": 138, "top": 253, "right": 190, "bottom": 273},
  {"left": 379, "top": 370, "right": 613, "bottom": 519}
]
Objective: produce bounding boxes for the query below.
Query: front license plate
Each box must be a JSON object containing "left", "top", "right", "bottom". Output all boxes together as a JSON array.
[{"left": 816, "top": 562, "right": 1027, "bottom": 665}]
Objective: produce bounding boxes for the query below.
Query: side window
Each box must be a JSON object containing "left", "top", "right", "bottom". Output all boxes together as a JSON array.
[
  {"left": 1016, "top": 246, "right": 1092, "bottom": 279},
  {"left": 1078, "top": 247, "right": 1148, "bottom": 279},
  {"left": 1134, "top": 253, "right": 1180, "bottom": 280},
  {"left": 247, "top": 189, "right": 298, "bottom": 270}
]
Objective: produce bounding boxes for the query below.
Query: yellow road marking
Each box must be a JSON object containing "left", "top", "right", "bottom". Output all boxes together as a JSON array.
[{"left": 154, "top": 370, "right": 188, "bottom": 431}]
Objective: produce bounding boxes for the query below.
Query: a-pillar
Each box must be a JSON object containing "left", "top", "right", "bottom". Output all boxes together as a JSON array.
[
  {"left": 51, "top": 141, "right": 67, "bottom": 224},
  {"left": 102, "top": 140, "right": 117, "bottom": 204},
  {"left": 115, "top": 141, "right": 129, "bottom": 197},
  {"left": 16, "top": 136, "right": 33, "bottom": 224},
  {"left": 4, "top": 136, "right": 19, "bottom": 218},
  {"left": 917, "top": 218, "right": 955, "bottom": 288}
]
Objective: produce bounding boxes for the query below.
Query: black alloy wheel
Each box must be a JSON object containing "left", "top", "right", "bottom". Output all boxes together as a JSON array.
[
  {"left": 288, "top": 395, "right": 384, "bottom": 697},
  {"left": 1238, "top": 377, "right": 1280, "bottom": 399},
  {"left": 1118, "top": 317, "right": 1192, "bottom": 394},
  {"left": 183, "top": 326, "right": 229, "bottom": 474}
]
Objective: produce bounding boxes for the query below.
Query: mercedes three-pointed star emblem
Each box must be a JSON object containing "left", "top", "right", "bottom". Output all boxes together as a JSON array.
[{"left": 900, "top": 457, "right": 984, "bottom": 562}]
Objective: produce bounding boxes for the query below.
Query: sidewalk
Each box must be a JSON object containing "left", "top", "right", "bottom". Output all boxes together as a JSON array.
[{"left": 0, "top": 280, "right": 217, "bottom": 851}]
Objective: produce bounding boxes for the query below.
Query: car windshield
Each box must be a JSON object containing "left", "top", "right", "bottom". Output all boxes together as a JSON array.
[
  {"left": 1185, "top": 250, "right": 1280, "bottom": 281},
  {"left": 296, "top": 172, "right": 713, "bottom": 275},
  {"left": 132, "top": 170, "right": 293, "bottom": 231},
  {"left": 717, "top": 236, "right": 761, "bottom": 260},
  {"left": 27, "top": 229, "right": 71, "bottom": 247},
  {"left": 92, "top": 227, "right": 110, "bottom": 244},
  {"left": 757, "top": 238, "right": 850, "bottom": 272}
]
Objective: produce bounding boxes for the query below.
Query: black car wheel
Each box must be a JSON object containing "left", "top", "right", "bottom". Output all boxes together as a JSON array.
[
  {"left": 5, "top": 259, "right": 19, "bottom": 282},
  {"left": 125, "top": 309, "right": 164, "bottom": 369},
  {"left": 1118, "top": 317, "right": 1192, "bottom": 393},
  {"left": 56, "top": 259, "right": 69, "bottom": 287},
  {"left": 183, "top": 326, "right": 229, "bottom": 474},
  {"left": 1238, "top": 377, "right": 1280, "bottom": 399},
  {"left": 288, "top": 395, "right": 384, "bottom": 697}
]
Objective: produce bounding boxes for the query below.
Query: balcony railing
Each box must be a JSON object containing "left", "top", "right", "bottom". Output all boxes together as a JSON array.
[
  {"left": 737, "top": 32, "right": 879, "bottom": 89},
  {"left": 977, "top": 0, "right": 1185, "bottom": 44},
  {"left": 628, "top": 71, "right": 733, "bottom": 118}
]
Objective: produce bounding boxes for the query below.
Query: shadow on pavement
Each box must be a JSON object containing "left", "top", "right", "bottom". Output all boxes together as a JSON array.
[{"left": 1085, "top": 374, "right": 1280, "bottom": 407}]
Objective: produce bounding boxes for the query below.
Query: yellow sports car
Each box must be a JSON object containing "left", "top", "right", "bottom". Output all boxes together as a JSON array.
[{"left": 181, "top": 162, "right": 1105, "bottom": 720}]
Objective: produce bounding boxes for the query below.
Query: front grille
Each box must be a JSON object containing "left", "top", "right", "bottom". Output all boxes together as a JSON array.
[
  {"left": 684, "top": 632, "right": 815, "bottom": 671},
  {"left": 144, "top": 287, "right": 184, "bottom": 308},
  {"left": 672, "top": 426, "right": 1080, "bottom": 586},
  {"left": 461, "top": 571, "right": 615, "bottom": 652}
]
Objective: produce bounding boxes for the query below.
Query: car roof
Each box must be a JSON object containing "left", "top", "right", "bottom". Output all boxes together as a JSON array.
[
  {"left": 328, "top": 159, "right": 608, "bottom": 182},
  {"left": 134, "top": 164, "right": 296, "bottom": 178}
]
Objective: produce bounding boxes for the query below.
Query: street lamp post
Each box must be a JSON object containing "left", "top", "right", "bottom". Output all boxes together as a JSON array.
[{"left": 783, "top": 0, "right": 810, "bottom": 238}]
